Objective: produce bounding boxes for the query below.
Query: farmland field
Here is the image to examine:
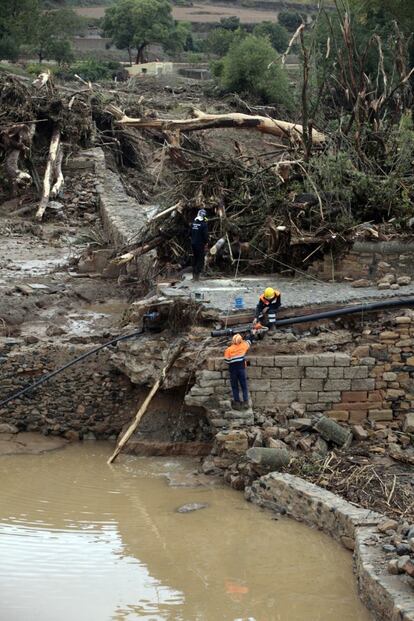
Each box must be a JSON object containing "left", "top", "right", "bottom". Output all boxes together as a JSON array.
[{"left": 75, "top": 2, "right": 281, "bottom": 23}]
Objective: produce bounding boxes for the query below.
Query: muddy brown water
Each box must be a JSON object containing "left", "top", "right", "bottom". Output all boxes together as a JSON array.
[{"left": 0, "top": 443, "right": 371, "bottom": 621}]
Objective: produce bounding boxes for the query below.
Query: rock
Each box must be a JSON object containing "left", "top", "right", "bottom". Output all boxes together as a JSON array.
[
  {"left": 65, "top": 430, "right": 79, "bottom": 442},
  {"left": 403, "top": 412, "right": 414, "bottom": 433},
  {"left": 384, "top": 273, "right": 396, "bottom": 283},
  {"left": 397, "top": 555, "right": 411, "bottom": 572},
  {"left": 46, "top": 324, "right": 66, "bottom": 337},
  {"left": 409, "top": 538, "right": 414, "bottom": 552},
  {"left": 388, "top": 559, "right": 401, "bottom": 575},
  {"left": 83, "top": 432, "right": 96, "bottom": 441},
  {"left": 397, "top": 276, "right": 411, "bottom": 286},
  {"left": 352, "top": 279, "right": 371, "bottom": 288},
  {"left": 176, "top": 503, "right": 208, "bottom": 513},
  {"left": 215, "top": 430, "right": 248, "bottom": 455},
  {"left": 290, "top": 418, "right": 313, "bottom": 431},
  {"left": 390, "top": 283, "right": 400, "bottom": 290},
  {"left": 378, "top": 519, "right": 399, "bottom": 533},
  {"left": 352, "top": 425, "right": 368, "bottom": 440},
  {"left": 266, "top": 437, "right": 289, "bottom": 450},
  {"left": 407, "top": 526, "right": 414, "bottom": 540},
  {"left": 313, "top": 437, "right": 328, "bottom": 456},
  {"left": 291, "top": 401, "right": 306, "bottom": 416},
  {"left": 341, "top": 536, "right": 355, "bottom": 551},
  {"left": 298, "top": 437, "right": 313, "bottom": 452},
  {"left": 396, "top": 544, "right": 411, "bottom": 556},
  {"left": 0, "top": 423, "right": 18, "bottom": 434},
  {"left": 377, "top": 282, "right": 390, "bottom": 290},
  {"left": 401, "top": 558, "right": 414, "bottom": 578},
  {"left": 383, "top": 544, "right": 396, "bottom": 553}
]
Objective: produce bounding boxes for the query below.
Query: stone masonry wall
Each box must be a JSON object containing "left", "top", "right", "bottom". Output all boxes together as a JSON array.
[
  {"left": 0, "top": 341, "right": 139, "bottom": 439},
  {"left": 309, "top": 240, "right": 414, "bottom": 282},
  {"left": 185, "top": 313, "right": 414, "bottom": 426}
]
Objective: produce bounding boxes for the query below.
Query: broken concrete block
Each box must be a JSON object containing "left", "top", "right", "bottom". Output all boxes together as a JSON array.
[
  {"left": 314, "top": 416, "right": 352, "bottom": 447},
  {"left": 403, "top": 412, "right": 414, "bottom": 433},
  {"left": 352, "top": 425, "right": 368, "bottom": 440}
]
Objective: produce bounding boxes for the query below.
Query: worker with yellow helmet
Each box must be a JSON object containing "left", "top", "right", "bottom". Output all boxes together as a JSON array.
[{"left": 253, "top": 287, "right": 281, "bottom": 331}]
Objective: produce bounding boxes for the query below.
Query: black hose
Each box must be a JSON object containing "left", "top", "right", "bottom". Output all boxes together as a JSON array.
[
  {"left": 211, "top": 297, "right": 414, "bottom": 336},
  {"left": 0, "top": 329, "right": 144, "bottom": 409}
]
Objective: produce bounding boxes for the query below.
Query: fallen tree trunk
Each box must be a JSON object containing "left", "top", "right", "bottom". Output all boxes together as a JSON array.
[
  {"left": 107, "top": 340, "right": 185, "bottom": 464},
  {"left": 108, "top": 106, "right": 327, "bottom": 145},
  {"left": 51, "top": 146, "right": 64, "bottom": 198},
  {"left": 36, "top": 127, "right": 61, "bottom": 220}
]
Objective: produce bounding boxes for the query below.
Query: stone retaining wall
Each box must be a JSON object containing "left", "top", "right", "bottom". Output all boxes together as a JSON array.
[
  {"left": 246, "top": 473, "right": 414, "bottom": 621},
  {"left": 185, "top": 314, "right": 414, "bottom": 426},
  {"left": 0, "top": 340, "right": 138, "bottom": 439},
  {"left": 309, "top": 240, "right": 414, "bottom": 282}
]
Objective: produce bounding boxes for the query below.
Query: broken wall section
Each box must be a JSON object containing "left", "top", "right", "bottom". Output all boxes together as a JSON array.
[{"left": 185, "top": 312, "right": 414, "bottom": 430}]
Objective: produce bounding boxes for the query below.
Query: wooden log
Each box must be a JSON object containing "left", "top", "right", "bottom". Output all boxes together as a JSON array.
[
  {"left": 107, "top": 341, "right": 185, "bottom": 464},
  {"left": 246, "top": 447, "right": 291, "bottom": 470},
  {"left": 314, "top": 416, "right": 352, "bottom": 448},
  {"left": 108, "top": 105, "right": 326, "bottom": 145},
  {"left": 51, "top": 146, "right": 64, "bottom": 198},
  {"left": 36, "top": 127, "right": 61, "bottom": 220}
]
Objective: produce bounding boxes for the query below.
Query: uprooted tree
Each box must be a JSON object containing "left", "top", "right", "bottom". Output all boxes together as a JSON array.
[{"left": 0, "top": 2, "right": 413, "bottom": 274}]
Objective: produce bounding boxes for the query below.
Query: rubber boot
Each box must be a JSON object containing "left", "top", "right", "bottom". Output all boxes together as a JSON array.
[
  {"left": 231, "top": 400, "right": 241, "bottom": 410},
  {"left": 241, "top": 401, "right": 250, "bottom": 410},
  {"left": 193, "top": 273, "right": 200, "bottom": 282}
]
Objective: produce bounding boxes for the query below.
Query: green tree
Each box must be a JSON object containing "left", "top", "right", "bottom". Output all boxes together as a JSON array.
[
  {"left": 278, "top": 10, "right": 302, "bottom": 32},
  {"left": 30, "top": 8, "right": 81, "bottom": 63},
  {"left": 103, "top": 0, "right": 178, "bottom": 64},
  {"left": 204, "top": 27, "right": 237, "bottom": 56},
  {"left": 253, "top": 21, "right": 289, "bottom": 53},
  {"left": 0, "top": 0, "right": 40, "bottom": 57},
  {"left": 218, "top": 34, "right": 293, "bottom": 107},
  {"left": 219, "top": 16, "right": 241, "bottom": 31}
]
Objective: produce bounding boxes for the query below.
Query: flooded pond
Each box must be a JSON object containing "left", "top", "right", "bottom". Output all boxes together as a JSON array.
[{"left": 0, "top": 443, "right": 371, "bottom": 621}]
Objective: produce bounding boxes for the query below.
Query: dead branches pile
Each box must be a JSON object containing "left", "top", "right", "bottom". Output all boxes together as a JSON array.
[{"left": 292, "top": 451, "right": 414, "bottom": 519}]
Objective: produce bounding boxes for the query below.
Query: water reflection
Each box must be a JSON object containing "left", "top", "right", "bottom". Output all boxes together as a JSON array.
[{"left": 0, "top": 444, "right": 371, "bottom": 621}]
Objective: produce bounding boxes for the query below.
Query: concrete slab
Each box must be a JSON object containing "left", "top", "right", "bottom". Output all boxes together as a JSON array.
[{"left": 158, "top": 274, "right": 414, "bottom": 312}]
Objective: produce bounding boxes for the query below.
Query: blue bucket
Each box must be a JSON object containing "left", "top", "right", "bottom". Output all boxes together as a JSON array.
[{"left": 234, "top": 296, "right": 244, "bottom": 310}]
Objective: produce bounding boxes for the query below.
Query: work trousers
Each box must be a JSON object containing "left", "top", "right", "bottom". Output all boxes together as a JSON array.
[
  {"left": 228, "top": 365, "right": 249, "bottom": 403},
  {"left": 192, "top": 244, "right": 205, "bottom": 276}
]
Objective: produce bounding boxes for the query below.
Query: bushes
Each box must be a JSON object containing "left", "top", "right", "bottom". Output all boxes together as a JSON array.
[
  {"left": 215, "top": 34, "right": 293, "bottom": 107},
  {"left": 60, "top": 59, "right": 123, "bottom": 81},
  {"left": 253, "top": 21, "right": 289, "bottom": 53}
]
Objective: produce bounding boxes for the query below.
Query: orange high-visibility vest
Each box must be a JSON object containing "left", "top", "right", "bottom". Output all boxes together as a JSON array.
[{"left": 224, "top": 340, "right": 250, "bottom": 366}]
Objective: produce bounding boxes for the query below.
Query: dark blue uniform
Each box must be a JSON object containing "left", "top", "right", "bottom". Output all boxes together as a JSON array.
[{"left": 190, "top": 218, "right": 208, "bottom": 277}]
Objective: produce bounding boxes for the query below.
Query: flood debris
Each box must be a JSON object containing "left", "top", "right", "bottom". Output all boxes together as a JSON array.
[{"left": 175, "top": 502, "right": 208, "bottom": 513}]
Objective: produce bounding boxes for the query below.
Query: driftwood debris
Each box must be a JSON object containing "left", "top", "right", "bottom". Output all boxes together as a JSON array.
[
  {"left": 107, "top": 340, "right": 185, "bottom": 464},
  {"left": 1, "top": 123, "right": 35, "bottom": 193},
  {"left": 36, "top": 127, "right": 63, "bottom": 220},
  {"left": 108, "top": 106, "right": 326, "bottom": 145}
]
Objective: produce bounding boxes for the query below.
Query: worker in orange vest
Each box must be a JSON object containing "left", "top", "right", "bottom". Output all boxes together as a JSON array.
[
  {"left": 254, "top": 287, "right": 281, "bottom": 331},
  {"left": 224, "top": 333, "right": 253, "bottom": 410}
]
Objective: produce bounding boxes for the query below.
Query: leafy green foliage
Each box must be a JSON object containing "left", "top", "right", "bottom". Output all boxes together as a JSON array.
[
  {"left": 278, "top": 10, "right": 303, "bottom": 32},
  {"left": 204, "top": 27, "right": 242, "bottom": 56},
  {"left": 62, "top": 59, "right": 122, "bottom": 81},
  {"left": 253, "top": 21, "right": 289, "bottom": 53},
  {"left": 0, "top": 35, "right": 20, "bottom": 62},
  {"left": 103, "top": 0, "right": 183, "bottom": 63},
  {"left": 219, "top": 16, "right": 241, "bottom": 31},
  {"left": 30, "top": 8, "right": 82, "bottom": 63},
  {"left": 217, "top": 34, "right": 293, "bottom": 107}
]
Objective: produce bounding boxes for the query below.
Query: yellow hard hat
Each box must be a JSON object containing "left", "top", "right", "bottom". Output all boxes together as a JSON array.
[
  {"left": 232, "top": 333, "right": 243, "bottom": 345},
  {"left": 264, "top": 287, "right": 275, "bottom": 300}
]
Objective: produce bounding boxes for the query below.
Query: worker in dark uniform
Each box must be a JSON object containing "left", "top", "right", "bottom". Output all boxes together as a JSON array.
[
  {"left": 190, "top": 209, "right": 208, "bottom": 281},
  {"left": 254, "top": 287, "right": 281, "bottom": 331}
]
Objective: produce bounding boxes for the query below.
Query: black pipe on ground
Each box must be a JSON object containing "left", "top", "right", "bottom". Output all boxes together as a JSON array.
[
  {"left": 211, "top": 297, "right": 414, "bottom": 337},
  {"left": 0, "top": 329, "right": 144, "bottom": 409}
]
